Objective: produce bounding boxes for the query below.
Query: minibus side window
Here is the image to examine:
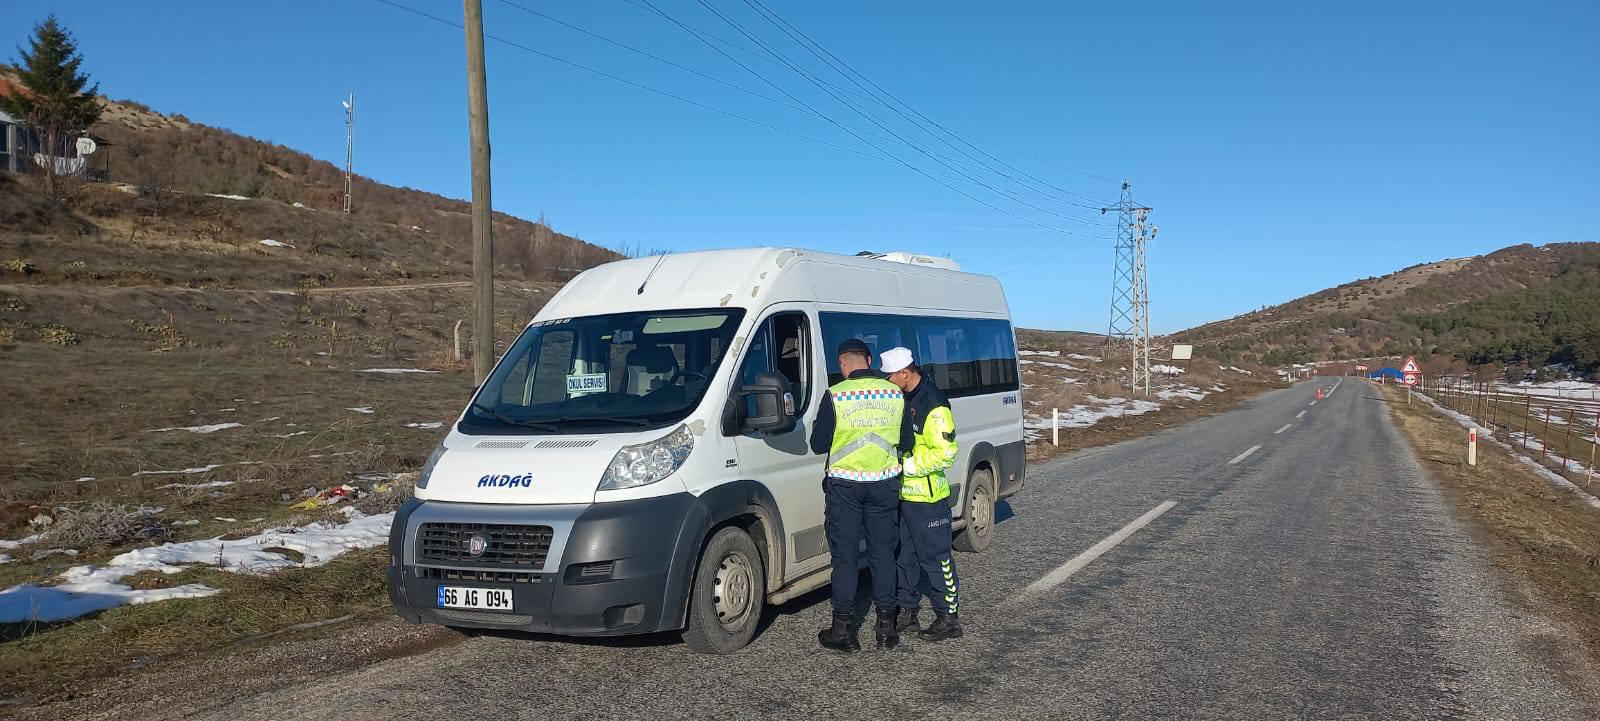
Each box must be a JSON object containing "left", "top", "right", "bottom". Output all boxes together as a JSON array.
[
  {"left": 970, "top": 319, "right": 1020, "bottom": 394},
  {"left": 818, "top": 312, "right": 908, "bottom": 385},
  {"left": 915, "top": 316, "right": 978, "bottom": 398},
  {"left": 737, "top": 312, "right": 812, "bottom": 417}
]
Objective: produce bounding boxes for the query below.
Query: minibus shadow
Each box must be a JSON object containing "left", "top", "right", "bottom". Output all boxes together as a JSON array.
[{"left": 465, "top": 503, "right": 1018, "bottom": 651}]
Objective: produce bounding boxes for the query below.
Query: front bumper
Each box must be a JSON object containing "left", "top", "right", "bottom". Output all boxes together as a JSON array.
[{"left": 387, "top": 493, "right": 699, "bottom": 636}]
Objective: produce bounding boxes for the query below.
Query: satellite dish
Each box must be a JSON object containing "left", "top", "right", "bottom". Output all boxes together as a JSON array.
[{"left": 75, "top": 137, "right": 97, "bottom": 156}]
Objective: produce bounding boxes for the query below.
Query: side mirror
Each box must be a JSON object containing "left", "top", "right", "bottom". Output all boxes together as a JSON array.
[{"left": 741, "top": 371, "right": 797, "bottom": 435}]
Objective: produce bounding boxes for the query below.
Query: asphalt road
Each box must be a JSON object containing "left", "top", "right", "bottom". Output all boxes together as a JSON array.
[{"left": 192, "top": 380, "right": 1596, "bottom": 721}]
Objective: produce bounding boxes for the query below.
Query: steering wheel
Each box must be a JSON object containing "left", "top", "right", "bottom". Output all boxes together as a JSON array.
[{"left": 672, "top": 368, "right": 711, "bottom": 385}]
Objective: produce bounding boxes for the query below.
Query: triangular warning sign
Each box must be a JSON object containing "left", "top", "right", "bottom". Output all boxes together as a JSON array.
[{"left": 1401, "top": 357, "right": 1420, "bottom": 374}]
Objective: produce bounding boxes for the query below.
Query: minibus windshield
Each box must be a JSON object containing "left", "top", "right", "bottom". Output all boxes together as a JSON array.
[{"left": 460, "top": 308, "right": 746, "bottom": 434}]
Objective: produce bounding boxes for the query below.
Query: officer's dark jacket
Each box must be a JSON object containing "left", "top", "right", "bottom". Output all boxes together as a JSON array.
[{"left": 899, "top": 376, "right": 953, "bottom": 451}]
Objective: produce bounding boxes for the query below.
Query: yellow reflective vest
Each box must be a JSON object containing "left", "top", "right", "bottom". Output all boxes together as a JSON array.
[
  {"left": 900, "top": 385, "right": 958, "bottom": 503},
  {"left": 825, "top": 376, "right": 904, "bottom": 481}
]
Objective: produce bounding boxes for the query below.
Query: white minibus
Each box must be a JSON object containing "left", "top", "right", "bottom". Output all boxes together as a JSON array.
[{"left": 387, "top": 248, "right": 1025, "bottom": 652}]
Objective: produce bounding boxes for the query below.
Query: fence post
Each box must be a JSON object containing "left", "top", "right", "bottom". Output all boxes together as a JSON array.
[
  {"left": 1563, "top": 410, "right": 1574, "bottom": 472},
  {"left": 1523, "top": 391, "right": 1531, "bottom": 451},
  {"left": 1588, "top": 412, "right": 1597, "bottom": 487},
  {"left": 1541, "top": 407, "right": 1551, "bottom": 461}
]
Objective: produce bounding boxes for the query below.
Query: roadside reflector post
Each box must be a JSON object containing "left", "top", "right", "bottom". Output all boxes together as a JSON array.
[
  {"left": 1468, "top": 427, "right": 1477, "bottom": 467},
  {"left": 453, "top": 319, "right": 464, "bottom": 362},
  {"left": 1052, "top": 408, "right": 1060, "bottom": 447}
]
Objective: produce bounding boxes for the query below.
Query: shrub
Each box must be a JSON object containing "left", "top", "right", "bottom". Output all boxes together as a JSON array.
[
  {"left": 44, "top": 502, "right": 168, "bottom": 549},
  {"left": 39, "top": 324, "right": 78, "bottom": 346}
]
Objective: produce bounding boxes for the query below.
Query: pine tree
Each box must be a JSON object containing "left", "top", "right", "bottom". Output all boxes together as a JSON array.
[{"left": 3, "top": 14, "right": 102, "bottom": 199}]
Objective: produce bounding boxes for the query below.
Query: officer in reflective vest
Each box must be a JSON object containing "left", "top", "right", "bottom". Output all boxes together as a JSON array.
[
  {"left": 880, "top": 347, "right": 963, "bottom": 641},
  {"left": 808, "top": 338, "right": 905, "bottom": 652}
]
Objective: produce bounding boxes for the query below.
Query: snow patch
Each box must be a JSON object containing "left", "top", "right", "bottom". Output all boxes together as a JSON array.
[
  {"left": 1157, "top": 385, "right": 1209, "bottom": 402},
  {"left": 405, "top": 422, "right": 443, "bottom": 429},
  {"left": 147, "top": 422, "right": 244, "bottom": 434},
  {"left": 258, "top": 239, "right": 294, "bottom": 248},
  {"left": 205, "top": 193, "right": 252, "bottom": 201},
  {"left": 156, "top": 480, "right": 236, "bottom": 490},
  {"left": 356, "top": 368, "right": 439, "bottom": 375},
  {"left": 1151, "top": 364, "right": 1185, "bottom": 376},
  {"left": 0, "top": 534, "right": 44, "bottom": 551},
  {"left": 345, "top": 407, "right": 376, "bottom": 414},
  {"left": 1019, "top": 359, "right": 1084, "bottom": 372},
  {"left": 133, "top": 464, "right": 224, "bottom": 476},
  {"left": 0, "top": 511, "right": 395, "bottom": 623}
]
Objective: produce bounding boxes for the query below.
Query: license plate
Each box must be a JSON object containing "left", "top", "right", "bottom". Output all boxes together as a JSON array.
[{"left": 436, "top": 585, "right": 514, "bottom": 611}]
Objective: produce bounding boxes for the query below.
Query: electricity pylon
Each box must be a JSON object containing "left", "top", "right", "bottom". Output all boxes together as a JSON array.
[{"left": 1102, "top": 181, "right": 1155, "bottom": 396}]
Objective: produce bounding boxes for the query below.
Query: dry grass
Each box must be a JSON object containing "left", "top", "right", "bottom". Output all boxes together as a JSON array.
[
  {"left": 1384, "top": 385, "right": 1600, "bottom": 666},
  {"left": 0, "top": 550, "right": 397, "bottom": 703}
]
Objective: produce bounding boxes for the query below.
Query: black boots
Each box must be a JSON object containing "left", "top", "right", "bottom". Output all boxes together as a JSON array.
[
  {"left": 918, "top": 612, "right": 963, "bottom": 642},
  {"left": 895, "top": 607, "right": 922, "bottom": 633},
  {"left": 817, "top": 610, "right": 860, "bottom": 653},
  {"left": 875, "top": 607, "right": 900, "bottom": 650}
]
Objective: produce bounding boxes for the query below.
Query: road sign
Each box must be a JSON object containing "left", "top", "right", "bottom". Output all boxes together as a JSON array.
[
  {"left": 1402, "top": 372, "right": 1419, "bottom": 386},
  {"left": 1355, "top": 364, "right": 1369, "bottom": 372},
  {"left": 1401, "top": 357, "right": 1421, "bottom": 374}
]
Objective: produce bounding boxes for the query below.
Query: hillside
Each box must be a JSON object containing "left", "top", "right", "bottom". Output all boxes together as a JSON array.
[
  {"left": 3, "top": 75, "right": 620, "bottom": 288},
  {"left": 1179, "top": 242, "right": 1600, "bottom": 378}
]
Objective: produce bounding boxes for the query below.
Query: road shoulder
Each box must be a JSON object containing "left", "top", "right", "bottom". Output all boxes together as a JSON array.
[{"left": 1383, "top": 383, "right": 1600, "bottom": 710}]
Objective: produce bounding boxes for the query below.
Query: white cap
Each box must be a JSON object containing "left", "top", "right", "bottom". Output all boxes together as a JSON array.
[{"left": 879, "top": 346, "right": 914, "bottom": 374}]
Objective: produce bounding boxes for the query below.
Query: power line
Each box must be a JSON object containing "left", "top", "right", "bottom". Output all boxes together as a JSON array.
[
  {"left": 739, "top": 0, "right": 1111, "bottom": 210},
  {"left": 633, "top": 0, "right": 1104, "bottom": 237},
  {"left": 376, "top": 0, "right": 899, "bottom": 165},
  {"left": 683, "top": 0, "right": 1106, "bottom": 228},
  {"left": 616, "top": 0, "right": 1118, "bottom": 197},
  {"left": 493, "top": 0, "right": 1100, "bottom": 212},
  {"left": 379, "top": 0, "right": 1115, "bottom": 245}
]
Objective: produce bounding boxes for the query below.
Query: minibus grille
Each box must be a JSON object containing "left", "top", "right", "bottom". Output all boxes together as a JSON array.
[
  {"left": 417, "top": 522, "right": 554, "bottom": 568},
  {"left": 420, "top": 567, "right": 543, "bottom": 584}
]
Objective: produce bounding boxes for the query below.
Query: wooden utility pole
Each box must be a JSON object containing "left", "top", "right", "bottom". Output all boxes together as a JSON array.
[{"left": 464, "top": 0, "right": 495, "bottom": 384}]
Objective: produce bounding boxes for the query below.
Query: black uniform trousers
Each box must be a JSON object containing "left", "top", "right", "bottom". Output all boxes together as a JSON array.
[{"left": 823, "top": 476, "right": 900, "bottom": 614}]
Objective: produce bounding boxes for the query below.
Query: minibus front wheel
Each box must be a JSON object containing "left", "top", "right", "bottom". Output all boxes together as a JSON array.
[{"left": 681, "top": 526, "right": 766, "bottom": 653}]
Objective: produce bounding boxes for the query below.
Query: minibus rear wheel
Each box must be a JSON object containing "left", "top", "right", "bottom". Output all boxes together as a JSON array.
[
  {"left": 682, "top": 526, "right": 766, "bottom": 653},
  {"left": 954, "top": 467, "right": 996, "bottom": 553}
]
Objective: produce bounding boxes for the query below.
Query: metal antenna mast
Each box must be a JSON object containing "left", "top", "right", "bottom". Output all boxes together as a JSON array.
[
  {"left": 342, "top": 92, "right": 355, "bottom": 215},
  {"left": 1102, "top": 181, "right": 1154, "bottom": 396}
]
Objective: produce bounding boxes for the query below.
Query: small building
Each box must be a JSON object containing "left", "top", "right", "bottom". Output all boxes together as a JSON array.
[{"left": 0, "top": 107, "right": 17, "bottom": 174}]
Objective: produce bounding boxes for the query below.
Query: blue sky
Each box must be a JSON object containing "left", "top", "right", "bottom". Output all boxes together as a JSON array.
[{"left": 18, "top": 1, "right": 1598, "bottom": 332}]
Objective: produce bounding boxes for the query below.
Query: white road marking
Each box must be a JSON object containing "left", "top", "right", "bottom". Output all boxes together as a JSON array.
[
  {"left": 1275, "top": 423, "right": 1293, "bottom": 434},
  {"left": 1228, "top": 444, "right": 1262, "bottom": 465},
  {"left": 1021, "top": 501, "right": 1178, "bottom": 595},
  {"left": 1309, "top": 400, "right": 1317, "bottom": 406},
  {"left": 1296, "top": 410, "right": 1306, "bottom": 419}
]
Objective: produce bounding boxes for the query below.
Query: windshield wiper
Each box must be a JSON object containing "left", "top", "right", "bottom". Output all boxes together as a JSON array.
[
  {"left": 541, "top": 415, "right": 657, "bottom": 427},
  {"left": 469, "top": 401, "right": 561, "bottom": 432}
]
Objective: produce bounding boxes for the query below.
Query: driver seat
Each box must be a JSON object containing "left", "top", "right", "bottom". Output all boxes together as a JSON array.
[{"left": 624, "top": 345, "right": 679, "bottom": 394}]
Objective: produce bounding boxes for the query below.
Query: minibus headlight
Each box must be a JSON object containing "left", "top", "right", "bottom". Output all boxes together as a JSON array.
[
  {"left": 598, "top": 424, "right": 694, "bottom": 491},
  {"left": 415, "top": 443, "right": 446, "bottom": 490}
]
